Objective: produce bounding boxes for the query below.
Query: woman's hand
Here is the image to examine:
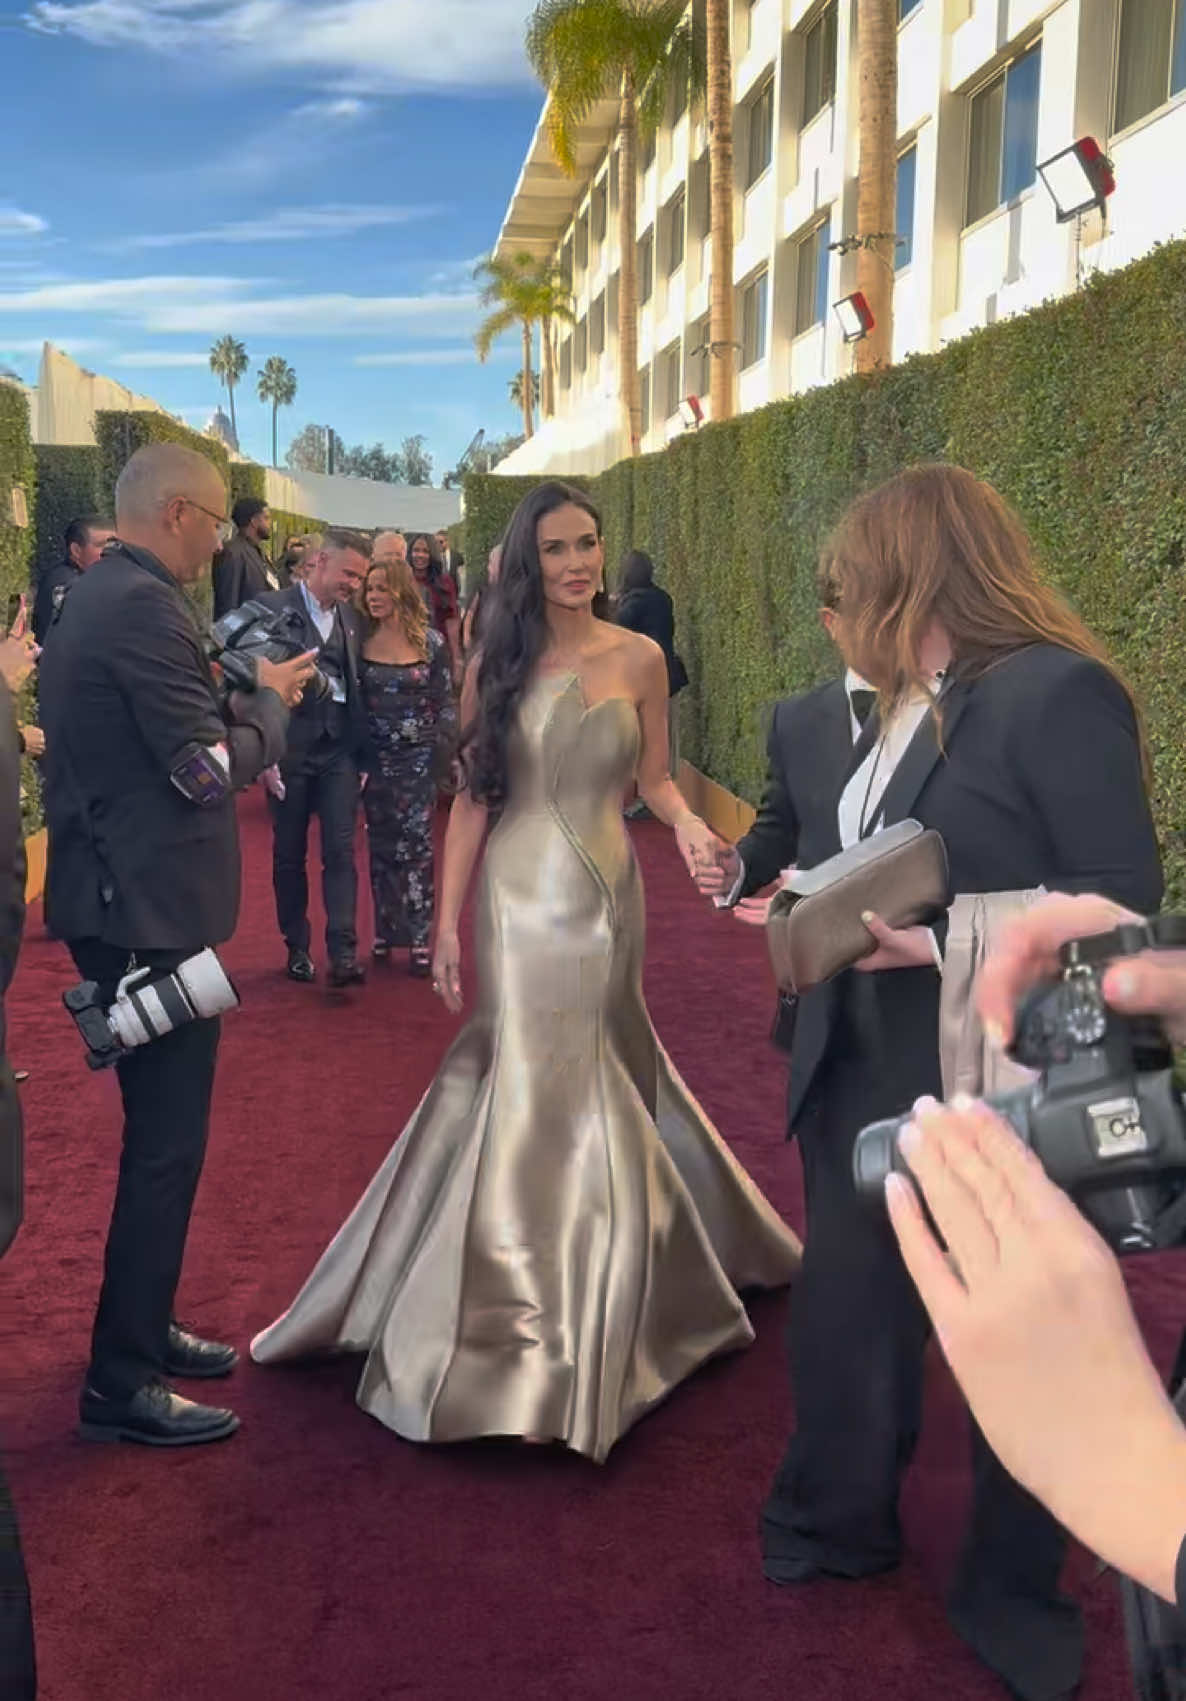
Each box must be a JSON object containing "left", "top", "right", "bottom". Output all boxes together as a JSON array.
[
  {"left": 0, "top": 630, "right": 37, "bottom": 695},
  {"left": 432, "top": 929, "right": 463, "bottom": 1014},
  {"left": 675, "top": 815, "right": 726, "bottom": 882},
  {"left": 19, "top": 725, "right": 45, "bottom": 759},
  {"left": 886, "top": 1095, "right": 1186, "bottom": 1604},
  {"left": 855, "top": 911, "right": 938, "bottom": 971},
  {"left": 733, "top": 893, "right": 774, "bottom": 926}
]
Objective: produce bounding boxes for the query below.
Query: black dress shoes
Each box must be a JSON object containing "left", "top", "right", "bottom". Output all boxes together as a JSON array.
[
  {"left": 79, "top": 1379, "right": 239, "bottom": 1447},
  {"left": 164, "top": 1322, "right": 238, "bottom": 1379},
  {"left": 287, "top": 948, "right": 315, "bottom": 982},
  {"left": 328, "top": 957, "right": 366, "bottom": 988}
]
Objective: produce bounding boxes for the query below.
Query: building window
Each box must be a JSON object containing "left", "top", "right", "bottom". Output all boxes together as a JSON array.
[
  {"left": 743, "top": 0, "right": 759, "bottom": 53},
  {"left": 965, "top": 41, "right": 1042, "bottom": 227},
  {"left": 575, "top": 316, "right": 588, "bottom": 373},
  {"left": 639, "top": 367, "right": 651, "bottom": 436},
  {"left": 746, "top": 75, "right": 775, "bottom": 188},
  {"left": 638, "top": 228, "right": 654, "bottom": 304},
  {"left": 575, "top": 211, "right": 590, "bottom": 272},
  {"left": 590, "top": 293, "right": 606, "bottom": 356},
  {"left": 560, "top": 237, "right": 574, "bottom": 289},
  {"left": 559, "top": 338, "right": 572, "bottom": 391},
  {"left": 1115, "top": 0, "right": 1186, "bottom": 131},
  {"left": 641, "top": 129, "right": 656, "bottom": 175},
  {"left": 665, "top": 187, "right": 686, "bottom": 275},
  {"left": 688, "top": 315, "right": 712, "bottom": 396},
  {"left": 895, "top": 144, "right": 917, "bottom": 269},
  {"left": 609, "top": 149, "right": 620, "bottom": 212},
  {"left": 670, "top": 69, "right": 688, "bottom": 124},
  {"left": 690, "top": 153, "right": 710, "bottom": 240},
  {"left": 591, "top": 181, "right": 608, "bottom": 246},
  {"left": 802, "top": 2, "right": 838, "bottom": 127},
  {"left": 741, "top": 268, "right": 769, "bottom": 366},
  {"left": 661, "top": 341, "right": 683, "bottom": 417},
  {"left": 900, "top": 0, "right": 922, "bottom": 17},
  {"left": 793, "top": 218, "right": 830, "bottom": 336}
]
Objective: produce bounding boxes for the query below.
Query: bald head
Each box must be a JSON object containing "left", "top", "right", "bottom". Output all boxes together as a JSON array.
[
  {"left": 373, "top": 530, "right": 407, "bottom": 566},
  {"left": 114, "top": 444, "right": 229, "bottom": 582}
]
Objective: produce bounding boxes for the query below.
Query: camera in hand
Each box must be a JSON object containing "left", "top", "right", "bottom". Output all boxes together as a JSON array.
[
  {"left": 853, "top": 916, "right": 1186, "bottom": 1254},
  {"left": 63, "top": 949, "right": 240, "bottom": 1070},
  {"left": 209, "top": 599, "right": 330, "bottom": 701}
]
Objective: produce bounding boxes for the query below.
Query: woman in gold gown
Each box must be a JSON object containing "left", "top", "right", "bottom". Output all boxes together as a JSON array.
[{"left": 251, "top": 482, "right": 800, "bottom": 1461}]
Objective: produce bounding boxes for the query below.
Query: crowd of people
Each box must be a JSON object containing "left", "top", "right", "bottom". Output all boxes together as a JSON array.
[{"left": 2, "top": 448, "right": 1185, "bottom": 1701}]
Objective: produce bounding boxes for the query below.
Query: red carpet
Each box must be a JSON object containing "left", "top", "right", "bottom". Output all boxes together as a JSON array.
[{"left": 1, "top": 790, "right": 1180, "bottom": 1700}]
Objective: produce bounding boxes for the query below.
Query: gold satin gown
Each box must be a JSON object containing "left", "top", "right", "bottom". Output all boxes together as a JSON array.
[{"left": 251, "top": 672, "right": 801, "bottom": 1461}]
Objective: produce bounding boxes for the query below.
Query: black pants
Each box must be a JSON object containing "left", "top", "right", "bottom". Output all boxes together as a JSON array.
[
  {"left": 69, "top": 941, "right": 221, "bottom": 1401},
  {"left": 269, "top": 739, "right": 359, "bottom": 961},
  {"left": 763, "top": 1042, "right": 1083, "bottom": 1701},
  {"left": 0, "top": 1446, "right": 35, "bottom": 1699}
]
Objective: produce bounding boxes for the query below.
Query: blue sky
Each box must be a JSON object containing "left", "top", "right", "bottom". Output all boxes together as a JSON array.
[{"left": 0, "top": 0, "right": 546, "bottom": 477}]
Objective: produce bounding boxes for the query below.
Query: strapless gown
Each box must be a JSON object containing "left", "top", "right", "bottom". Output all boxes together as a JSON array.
[{"left": 251, "top": 673, "right": 800, "bottom": 1461}]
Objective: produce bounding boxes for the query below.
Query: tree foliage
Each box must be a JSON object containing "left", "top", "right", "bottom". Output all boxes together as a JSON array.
[{"left": 208, "top": 335, "right": 249, "bottom": 446}]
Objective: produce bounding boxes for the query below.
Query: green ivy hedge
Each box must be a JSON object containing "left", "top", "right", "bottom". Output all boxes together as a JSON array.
[
  {"left": 463, "top": 237, "right": 1186, "bottom": 900},
  {"left": 0, "top": 385, "right": 41, "bottom": 833},
  {"left": 32, "top": 445, "right": 106, "bottom": 584}
]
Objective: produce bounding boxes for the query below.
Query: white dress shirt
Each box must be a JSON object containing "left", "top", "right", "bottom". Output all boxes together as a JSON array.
[{"left": 299, "top": 581, "right": 347, "bottom": 703}]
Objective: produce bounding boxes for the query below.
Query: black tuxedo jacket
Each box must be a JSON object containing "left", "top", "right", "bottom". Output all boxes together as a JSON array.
[
  {"left": 254, "top": 585, "right": 367, "bottom": 765},
  {"left": 736, "top": 645, "right": 1164, "bottom": 1133},
  {"left": 212, "top": 533, "right": 277, "bottom": 620},
  {"left": 40, "top": 542, "right": 289, "bottom": 952}
]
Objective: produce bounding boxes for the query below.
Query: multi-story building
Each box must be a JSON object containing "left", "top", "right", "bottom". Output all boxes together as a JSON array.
[{"left": 493, "top": 0, "right": 1186, "bottom": 476}]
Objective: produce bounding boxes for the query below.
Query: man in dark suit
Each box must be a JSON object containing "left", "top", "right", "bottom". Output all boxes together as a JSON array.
[
  {"left": 32, "top": 515, "right": 113, "bottom": 645},
  {"left": 211, "top": 497, "right": 278, "bottom": 619},
  {"left": 39, "top": 443, "right": 312, "bottom": 1447},
  {"left": 254, "top": 529, "right": 371, "bottom": 987},
  {"left": 0, "top": 627, "right": 38, "bottom": 1696}
]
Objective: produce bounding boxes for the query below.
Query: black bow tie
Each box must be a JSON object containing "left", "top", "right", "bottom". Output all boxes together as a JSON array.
[{"left": 850, "top": 688, "right": 877, "bottom": 728}]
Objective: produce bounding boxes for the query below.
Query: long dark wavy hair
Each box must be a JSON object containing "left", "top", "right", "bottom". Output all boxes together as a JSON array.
[{"left": 463, "top": 481, "right": 608, "bottom": 807}]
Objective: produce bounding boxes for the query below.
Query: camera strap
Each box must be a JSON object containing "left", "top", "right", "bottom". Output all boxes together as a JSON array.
[{"left": 1062, "top": 915, "right": 1186, "bottom": 971}]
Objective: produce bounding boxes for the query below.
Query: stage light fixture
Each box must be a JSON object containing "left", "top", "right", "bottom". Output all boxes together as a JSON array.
[
  {"left": 1037, "top": 138, "right": 1116, "bottom": 223},
  {"left": 833, "top": 291, "right": 875, "bottom": 343},
  {"left": 678, "top": 395, "right": 704, "bottom": 430}
]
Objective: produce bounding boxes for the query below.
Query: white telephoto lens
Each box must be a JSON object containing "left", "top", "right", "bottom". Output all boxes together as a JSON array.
[{"left": 175, "top": 949, "right": 240, "bottom": 1019}]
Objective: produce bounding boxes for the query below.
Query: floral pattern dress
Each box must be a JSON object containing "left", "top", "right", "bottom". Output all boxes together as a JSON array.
[{"left": 360, "top": 629, "right": 457, "bottom": 953}]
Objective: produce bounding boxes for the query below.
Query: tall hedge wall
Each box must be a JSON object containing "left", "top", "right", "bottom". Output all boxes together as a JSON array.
[
  {"left": 32, "top": 444, "right": 105, "bottom": 584},
  {"left": 463, "top": 236, "right": 1186, "bottom": 900},
  {"left": 0, "top": 385, "right": 40, "bottom": 832}
]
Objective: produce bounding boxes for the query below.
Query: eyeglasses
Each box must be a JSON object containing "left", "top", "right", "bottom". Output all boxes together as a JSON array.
[{"left": 181, "top": 498, "right": 233, "bottom": 546}]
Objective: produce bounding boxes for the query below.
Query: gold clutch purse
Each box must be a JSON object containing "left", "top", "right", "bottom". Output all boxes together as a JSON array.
[{"left": 765, "top": 820, "right": 949, "bottom": 997}]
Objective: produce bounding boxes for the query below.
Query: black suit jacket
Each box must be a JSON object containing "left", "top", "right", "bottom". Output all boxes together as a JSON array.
[
  {"left": 615, "top": 586, "right": 688, "bottom": 696},
  {"left": 212, "top": 534, "right": 277, "bottom": 621},
  {"left": 737, "top": 646, "right": 1164, "bottom": 1132},
  {"left": 253, "top": 585, "right": 367, "bottom": 765},
  {"left": 32, "top": 559, "right": 82, "bottom": 645},
  {"left": 40, "top": 542, "right": 289, "bottom": 952},
  {"left": 0, "top": 682, "right": 25, "bottom": 1258}
]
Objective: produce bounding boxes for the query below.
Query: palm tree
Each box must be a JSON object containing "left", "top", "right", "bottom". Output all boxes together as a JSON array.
[
  {"left": 855, "top": 0, "right": 897, "bottom": 372},
  {"left": 706, "top": 0, "right": 735, "bottom": 422},
  {"left": 474, "top": 252, "right": 574, "bottom": 439},
  {"left": 509, "top": 368, "right": 541, "bottom": 414},
  {"left": 527, "top": 0, "right": 704, "bottom": 457},
  {"left": 257, "top": 356, "right": 298, "bottom": 466},
  {"left": 208, "top": 335, "right": 248, "bottom": 447}
]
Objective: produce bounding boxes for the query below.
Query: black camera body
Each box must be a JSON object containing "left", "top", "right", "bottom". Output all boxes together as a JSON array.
[
  {"left": 209, "top": 599, "right": 331, "bottom": 702},
  {"left": 853, "top": 917, "right": 1186, "bottom": 1255}
]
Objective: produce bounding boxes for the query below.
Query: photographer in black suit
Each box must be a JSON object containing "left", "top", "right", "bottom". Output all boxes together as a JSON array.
[
  {"left": 39, "top": 444, "right": 314, "bottom": 1447},
  {"left": 0, "top": 621, "right": 39, "bottom": 1696},
  {"left": 254, "top": 530, "right": 371, "bottom": 987}
]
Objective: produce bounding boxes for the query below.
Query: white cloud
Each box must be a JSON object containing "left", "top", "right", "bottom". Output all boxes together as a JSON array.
[
  {"left": 0, "top": 208, "right": 48, "bottom": 237},
  {"left": 353, "top": 347, "right": 492, "bottom": 368},
  {"left": 24, "top": 0, "right": 534, "bottom": 91},
  {"left": 293, "top": 96, "right": 367, "bottom": 121},
  {"left": 124, "top": 202, "right": 439, "bottom": 250},
  {"left": 0, "top": 271, "right": 480, "bottom": 339},
  {"left": 108, "top": 349, "right": 210, "bottom": 367}
]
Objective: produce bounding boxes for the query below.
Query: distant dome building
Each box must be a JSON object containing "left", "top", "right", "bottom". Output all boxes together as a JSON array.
[{"left": 205, "top": 407, "right": 238, "bottom": 451}]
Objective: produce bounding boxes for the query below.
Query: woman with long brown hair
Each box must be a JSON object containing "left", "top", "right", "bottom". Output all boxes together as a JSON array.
[
  {"left": 356, "top": 555, "right": 456, "bottom": 976},
  {"left": 702, "top": 463, "right": 1163, "bottom": 1701}
]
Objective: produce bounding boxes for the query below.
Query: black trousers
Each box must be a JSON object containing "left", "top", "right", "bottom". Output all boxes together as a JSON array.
[
  {"left": 763, "top": 1039, "right": 1083, "bottom": 1701},
  {"left": 69, "top": 941, "right": 221, "bottom": 1401},
  {"left": 0, "top": 1446, "right": 35, "bottom": 1699},
  {"left": 268, "top": 736, "right": 359, "bottom": 961}
]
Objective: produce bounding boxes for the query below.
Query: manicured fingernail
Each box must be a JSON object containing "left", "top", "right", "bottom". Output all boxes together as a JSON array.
[
  {"left": 912, "top": 1095, "right": 938, "bottom": 1116},
  {"left": 951, "top": 1092, "right": 977, "bottom": 1113},
  {"left": 897, "top": 1121, "right": 921, "bottom": 1157},
  {"left": 984, "top": 1021, "right": 1006, "bottom": 1049},
  {"left": 861, "top": 910, "right": 875, "bottom": 924},
  {"left": 1109, "top": 969, "right": 1137, "bottom": 1001},
  {"left": 885, "top": 1173, "right": 910, "bottom": 1206}
]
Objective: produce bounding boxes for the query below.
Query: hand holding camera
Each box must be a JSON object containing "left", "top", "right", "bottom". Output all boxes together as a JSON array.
[{"left": 254, "top": 650, "right": 318, "bottom": 709}]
